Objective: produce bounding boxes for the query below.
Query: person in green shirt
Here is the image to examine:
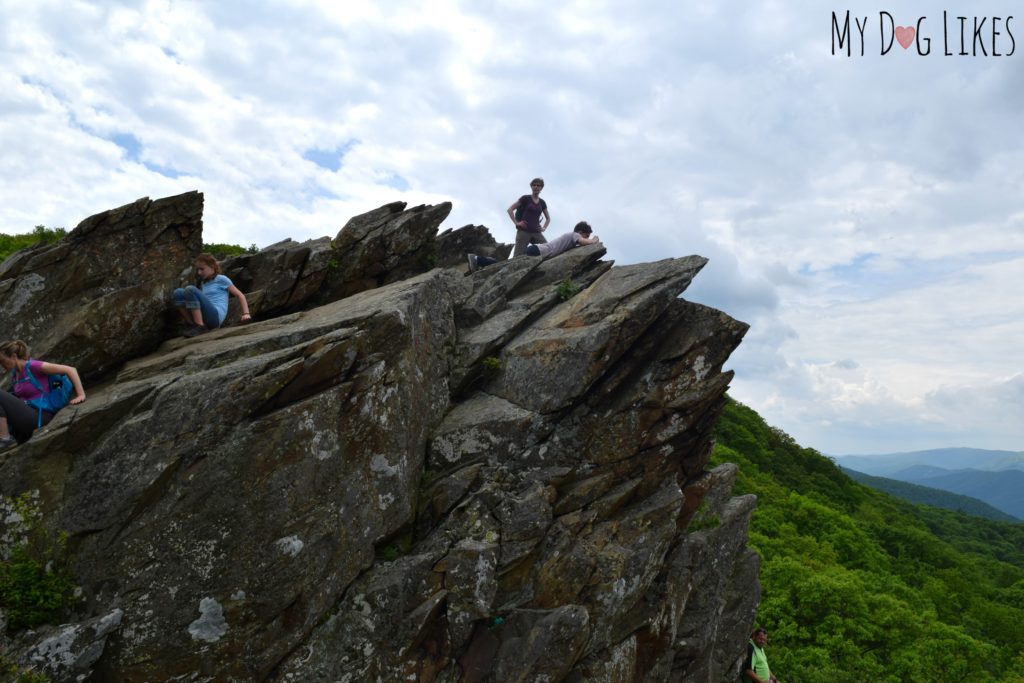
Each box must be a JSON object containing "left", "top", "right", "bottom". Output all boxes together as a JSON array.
[{"left": 744, "top": 628, "right": 779, "bottom": 683}]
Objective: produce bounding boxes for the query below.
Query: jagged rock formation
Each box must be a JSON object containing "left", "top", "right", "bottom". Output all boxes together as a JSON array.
[
  {"left": 217, "top": 237, "right": 334, "bottom": 321},
  {"left": 0, "top": 192, "right": 203, "bottom": 378},
  {"left": 314, "top": 200, "right": 453, "bottom": 303},
  {"left": 0, "top": 193, "right": 757, "bottom": 682},
  {"left": 436, "top": 224, "right": 513, "bottom": 268}
]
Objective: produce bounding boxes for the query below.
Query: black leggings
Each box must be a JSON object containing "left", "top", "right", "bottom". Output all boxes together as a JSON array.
[{"left": 0, "top": 390, "right": 53, "bottom": 443}]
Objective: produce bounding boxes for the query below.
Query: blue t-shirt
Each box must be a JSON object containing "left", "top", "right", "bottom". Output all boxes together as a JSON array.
[{"left": 201, "top": 274, "right": 233, "bottom": 325}]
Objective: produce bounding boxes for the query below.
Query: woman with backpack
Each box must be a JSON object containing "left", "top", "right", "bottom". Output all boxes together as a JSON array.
[{"left": 0, "top": 340, "right": 85, "bottom": 448}]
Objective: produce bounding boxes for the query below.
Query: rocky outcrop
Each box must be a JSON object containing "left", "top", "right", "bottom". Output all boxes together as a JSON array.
[
  {"left": 436, "top": 224, "right": 514, "bottom": 268},
  {"left": 0, "top": 193, "right": 757, "bottom": 682},
  {"left": 0, "top": 191, "right": 203, "bottom": 377},
  {"left": 214, "top": 216, "right": 513, "bottom": 322},
  {"left": 316, "top": 200, "right": 453, "bottom": 303},
  {"left": 218, "top": 237, "right": 334, "bottom": 321}
]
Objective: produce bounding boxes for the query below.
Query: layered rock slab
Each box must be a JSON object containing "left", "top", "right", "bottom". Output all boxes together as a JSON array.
[
  {"left": 0, "top": 194, "right": 756, "bottom": 683},
  {"left": 216, "top": 204, "right": 504, "bottom": 321},
  {"left": 275, "top": 250, "right": 753, "bottom": 681},
  {"left": 2, "top": 269, "right": 461, "bottom": 681},
  {"left": 0, "top": 191, "right": 203, "bottom": 377},
  {"left": 316, "top": 201, "right": 453, "bottom": 302}
]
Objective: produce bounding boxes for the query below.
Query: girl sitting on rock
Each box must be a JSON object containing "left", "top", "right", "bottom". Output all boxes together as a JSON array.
[
  {"left": 0, "top": 340, "right": 86, "bottom": 448},
  {"left": 172, "top": 252, "right": 251, "bottom": 337}
]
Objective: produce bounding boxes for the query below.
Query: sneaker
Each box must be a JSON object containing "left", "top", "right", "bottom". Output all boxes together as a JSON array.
[
  {"left": 182, "top": 325, "right": 209, "bottom": 338},
  {"left": 0, "top": 436, "right": 16, "bottom": 450},
  {"left": 466, "top": 253, "right": 479, "bottom": 274}
]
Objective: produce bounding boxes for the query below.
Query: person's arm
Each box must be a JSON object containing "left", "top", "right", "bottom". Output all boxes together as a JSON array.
[
  {"left": 541, "top": 207, "right": 551, "bottom": 231},
  {"left": 38, "top": 362, "right": 86, "bottom": 404},
  {"left": 507, "top": 200, "right": 526, "bottom": 229},
  {"left": 227, "top": 284, "right": 251, "bottom": 322},
  {"left": 579, "top": 234, "right": 600, "bottom": 245}
]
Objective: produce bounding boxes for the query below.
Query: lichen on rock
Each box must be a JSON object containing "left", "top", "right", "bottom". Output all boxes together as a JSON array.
[{"left": 188, "top": 597, "right": 228, "bottom": 643}]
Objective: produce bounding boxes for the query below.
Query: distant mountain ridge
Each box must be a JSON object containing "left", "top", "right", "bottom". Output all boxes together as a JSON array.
[
  {"left": 895, "top": 468, "right": 1024, "bottom": 520},
  {"left": 840, "top": 467, "right": 1021, "bottom": 523},
  {"left": 833, "top": 448, "right": 1024, "bottom": 520},
  {"left": 834, "top": 447, "right": 1024, "bottom": 477}
]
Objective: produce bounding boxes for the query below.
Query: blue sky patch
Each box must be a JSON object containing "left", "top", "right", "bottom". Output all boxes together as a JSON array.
[
  {"left": 110, "top": 133, "right": 186, "bottom": 178},
  {"left": 383, "top": 173, "right": 410, "bottom": 191},
  {"left": 303, "top": 140, "right": 357, "bottom": 172},
  {"left": 142, "top": 161, "right": 186, "bottom": 179},
  {"left": 111, "top": 133, "right": 142, "bottom": 161}
]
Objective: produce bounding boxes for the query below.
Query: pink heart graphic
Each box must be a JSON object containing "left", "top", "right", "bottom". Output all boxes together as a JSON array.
[{"left": 895, "top": 25, "right": 916, "bottom": 49}]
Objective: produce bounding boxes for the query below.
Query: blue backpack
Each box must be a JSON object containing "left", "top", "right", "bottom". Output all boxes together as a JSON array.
[{"left": 14, "top": 361, "right": 74, "bottom": 428}]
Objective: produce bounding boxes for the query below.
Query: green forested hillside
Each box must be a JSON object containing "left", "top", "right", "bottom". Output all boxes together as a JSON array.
[
  {"left": 713, "top": 398, "right": 1024, "bottom": 683},
  {"left": 842, "top": 466, "right": 1020, "bottom": 523}
]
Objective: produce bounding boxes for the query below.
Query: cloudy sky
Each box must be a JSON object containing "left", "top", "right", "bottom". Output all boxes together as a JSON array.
[{"left": 2, "top": 0, "right": 1022, "bottom": 455}]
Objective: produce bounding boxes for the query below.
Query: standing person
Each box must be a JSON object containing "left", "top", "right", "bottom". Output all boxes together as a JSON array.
[
  {"left": 507, "top": 177, "right": 551, "bottom": 256},
  {"left": 172, "top": 253, "right": 251, "bottom": 338},
  {"left": 0, "top": 340, "right": 86, "bottom": 448},
  {"left": 467, "top": 221, "right": 600, "bottom": 272},
  {"left": 744, "top": 628, "right": 780, "bottom": 683}
]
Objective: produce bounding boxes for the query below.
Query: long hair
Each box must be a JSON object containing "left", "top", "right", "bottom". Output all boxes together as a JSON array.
[{"left": 0, "top": 340, "right": 29, "bottom": 361}]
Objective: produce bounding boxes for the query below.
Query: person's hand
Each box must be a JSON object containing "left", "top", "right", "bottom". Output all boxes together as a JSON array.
[
  {"left": 241, "top": 313, "right": 252, "bottom": 323},
  {"left": 70, "top": 393, "right": 86, "bottom": 405},
  {"left": 516, "top": 220, "right": 527, "bottom": 228}
]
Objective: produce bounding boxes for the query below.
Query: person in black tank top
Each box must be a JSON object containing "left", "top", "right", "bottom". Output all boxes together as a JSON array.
[{"left": 507, "top": 177, "right": 551, "bottom": 256}]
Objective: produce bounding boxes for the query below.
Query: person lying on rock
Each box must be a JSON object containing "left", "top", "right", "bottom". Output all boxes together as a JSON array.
[
  {"left": 0, "top": 339, "right": 86, "bottom": 449},
  {"left": 467, "top": 221, "right": 601, "bottom": 272},
  {"left": 172, "top": 252, "right": 251, "bottom": 338}
]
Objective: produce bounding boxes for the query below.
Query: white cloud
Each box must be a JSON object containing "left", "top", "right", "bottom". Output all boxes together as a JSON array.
[{"left": 0, "top": 0, "right": 1021, "bottom": 453}]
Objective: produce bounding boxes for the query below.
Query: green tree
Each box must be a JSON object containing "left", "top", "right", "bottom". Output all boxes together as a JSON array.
[
  {"left": 713, "top": 397, "right": 1024, "bottom": 682},
  {"left": 201, "top": 242, "right": 260, "bottom": 259},
  {"left": 0, "top": 225, "right": 67, "bottom": 262}
]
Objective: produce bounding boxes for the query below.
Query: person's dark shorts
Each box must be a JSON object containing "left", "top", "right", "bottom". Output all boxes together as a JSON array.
[{"left": 526, "top": 244, "right": 541, "bottom": 256}]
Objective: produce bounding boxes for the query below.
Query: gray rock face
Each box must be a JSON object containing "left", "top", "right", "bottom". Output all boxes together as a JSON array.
[
  {"left": 219, "top": 206, "right": 489, "bottom": 322},
  {"left": 25, "top": 609, "right": 124, "bottom": 681},
  {"left": 317, "top": 200, "right": 453, "bottom": 302},
  {"left": 436, "top": 224, "right": 514, "bottom": 268},
  {"left": 219, "top": 237, "right": 334, "bottom": 320},
  {"left": 0, "top": 191, "right": 203, "bottom": 377},
  {"left": 0, "top": 193, "right": 758, "bottom": 682}
]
